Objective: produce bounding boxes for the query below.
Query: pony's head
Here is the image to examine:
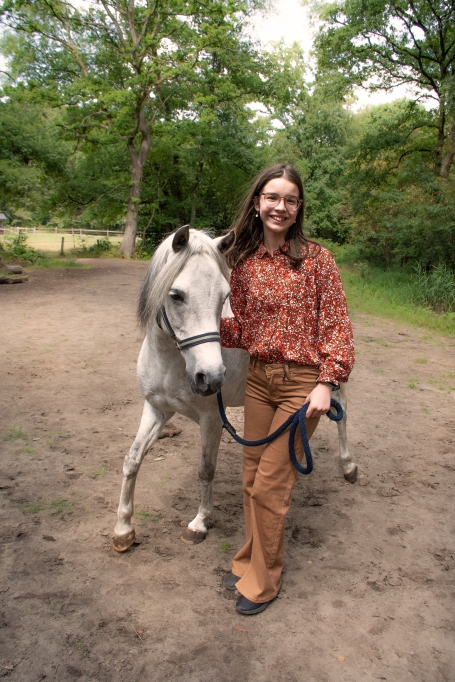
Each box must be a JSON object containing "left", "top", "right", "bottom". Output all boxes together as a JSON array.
[{"left": 138, "top": 226, "right": 235, "bottom": 396}]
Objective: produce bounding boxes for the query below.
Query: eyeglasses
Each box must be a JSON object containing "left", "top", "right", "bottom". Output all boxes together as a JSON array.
[{"left": 259, "top": 193, "right": 302, "bottom": 211}]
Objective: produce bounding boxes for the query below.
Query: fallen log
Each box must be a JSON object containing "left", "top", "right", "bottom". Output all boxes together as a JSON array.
[{"left": 0, "top": 276, "right": 29, "bottom": 284}]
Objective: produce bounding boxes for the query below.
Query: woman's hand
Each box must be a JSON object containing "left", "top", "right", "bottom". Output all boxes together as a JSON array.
[{"left": 304, "top": 383, "right": 332, "bottom": 419}]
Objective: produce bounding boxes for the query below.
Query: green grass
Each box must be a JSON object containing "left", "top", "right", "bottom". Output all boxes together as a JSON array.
[
  {"left": 340, "top": 268, "right": 455, "bottom": 336},
  {"left": 19, "top": 497, "right": 73, "bottom": 514},
  {"left": 30, "top": 258, "right": 90, "bottom": 270},
  {"left": 3, "top": 427, "right": 28, "bottom": 441},
  {"left": 92, "top": 463, "right": 111, "bottom": 477},
  {"left": 219, "top": 539, "right": 231, "bottom": 554}
]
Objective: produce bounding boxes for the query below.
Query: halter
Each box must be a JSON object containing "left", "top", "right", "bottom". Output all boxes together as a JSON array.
[{"left": 156, "top": 306, "right": 221, "bottom": 351}]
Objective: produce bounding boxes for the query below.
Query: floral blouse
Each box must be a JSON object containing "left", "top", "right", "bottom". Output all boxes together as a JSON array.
[{"left": 220, "top": 242, "right": 354, "bottom": 385}]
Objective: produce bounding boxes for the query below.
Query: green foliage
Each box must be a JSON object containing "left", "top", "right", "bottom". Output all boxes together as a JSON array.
[
  {"left": 219, "top": 539, "right": 231, "bottom": 554},
  {"left": 340, "top": 267, "right": 455, "bottom": 335},
  {"left": 1, "top": 231, "right": 46, "bottom": 262},
  {"left": 134, "top": 508, "right": 162, "bottom": 520},
  {"left": 19, "top": 497, "right": 73, "bottom": 514},
  {"left": 344, "top": 101, "right": 455, "bottom": 269},
  {"left": 411, "top": 264, "right": 455, "bottom": 312},
  {"left": 0, "top": 96, "right": 68, "bottom": 218},
  {"left": 0, "top": 0, "right": 454, "bottom": 314},
  {"left": 263, "top": 58, "right": 354, "bottom": 242},
  {"left": 313, "top": 0, "right": 455, "bottom": 177},
  {"left": 3, "top": 426, "right": 28, "bottom": 441},
  {"left": 32, "top": 258, "right": 87, "bottom": 270},
  {"left": 92, "top": 463, "right": 111, "bottom": 477},
  {"left": 134, "top": 237, "right": 155, "bottom": 260},
  {"left": 87, "top": 237, "right": 113, "bottom": 256},
  {"left": 0, "top": 0, "right": 271, "bottom": 255}
]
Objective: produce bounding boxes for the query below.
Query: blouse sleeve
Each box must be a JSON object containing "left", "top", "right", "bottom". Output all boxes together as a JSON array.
[
  {"left": 315, "top": 250, "right": 354, "bottom": 384},
  {"left": 220, "top": 266, "right": 247, "bottom": 349}
]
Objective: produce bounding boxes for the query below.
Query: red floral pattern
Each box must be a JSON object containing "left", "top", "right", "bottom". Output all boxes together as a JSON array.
[{"left": 220, "top": 242, "right": 354, "bottom": 384}]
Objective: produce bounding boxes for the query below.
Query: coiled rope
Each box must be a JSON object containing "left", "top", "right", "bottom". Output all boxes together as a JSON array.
[{"left": 216, "top": 391, "right": 343, "bottom": 475}]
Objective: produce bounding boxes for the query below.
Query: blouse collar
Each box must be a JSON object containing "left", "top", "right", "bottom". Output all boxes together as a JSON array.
[{"left": 257, "top": 241, "right": 290, "bottom": 258}]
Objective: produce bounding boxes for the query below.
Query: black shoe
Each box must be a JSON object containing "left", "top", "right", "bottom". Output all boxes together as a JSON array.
[
  {"left": 223, "top": 572, "right": 240, "bottom": 591},
  {"left": 236, "top": 595, "right": 273, "bottom": 615}
]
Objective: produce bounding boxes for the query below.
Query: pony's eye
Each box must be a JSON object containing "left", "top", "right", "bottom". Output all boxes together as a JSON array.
[{"left": 170, "top": 290, "right": 184, "bottom": 302}]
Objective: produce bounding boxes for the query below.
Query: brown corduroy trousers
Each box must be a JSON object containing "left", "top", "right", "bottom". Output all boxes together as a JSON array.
[{"left": 232, "top": 359, "right": 320, "bottom": 604}]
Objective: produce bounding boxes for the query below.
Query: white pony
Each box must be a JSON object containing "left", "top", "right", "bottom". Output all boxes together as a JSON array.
[{"left": 113, "top": 226, "right": 357, "bottom": 551}]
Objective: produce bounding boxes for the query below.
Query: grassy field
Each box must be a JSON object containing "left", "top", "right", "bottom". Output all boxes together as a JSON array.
[
  {"left": 0, "top": 231, "right": 122, "bottom": 253},
  {"left": 340, "top": 268, "right": 455, "bottom": 337}
]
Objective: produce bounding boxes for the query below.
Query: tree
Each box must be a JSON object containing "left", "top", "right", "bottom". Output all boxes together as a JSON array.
[
  {"left": 0, "top": 0, "right": 268, "bottom": 255},
  {"left": 261, "top": 45, "right": 354, "bottom": 241},
  {"left": 345, "top": 100, "right": 455, "bottom": 268},
  {"left": 314, "top": 0, "right": 455, "bottom": 178},
  {"left": 0, "top": 94, "right": 68, "bottom": 220}
]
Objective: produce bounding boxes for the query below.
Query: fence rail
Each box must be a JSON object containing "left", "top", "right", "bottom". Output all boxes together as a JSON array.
[{"left": 1, "top": 226, "right": 124, "bottom": 237}]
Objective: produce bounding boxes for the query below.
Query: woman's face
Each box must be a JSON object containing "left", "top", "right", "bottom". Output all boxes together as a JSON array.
[{"left": 253, "top": 177, "right": 300, "bottom": 244}]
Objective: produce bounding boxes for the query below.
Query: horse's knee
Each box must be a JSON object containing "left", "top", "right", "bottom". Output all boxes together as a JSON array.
[
  {"left": 198, "top": 457, "right": 215, "bottom": 483},
  {"left": 123, "top": 453, "right": 141, "bottom": 478}
]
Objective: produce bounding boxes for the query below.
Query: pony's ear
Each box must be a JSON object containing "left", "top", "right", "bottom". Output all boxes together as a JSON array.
[
  {"left": 172, "top": 225, "right": 190, "bottom": 252},
  {"left": 214, "top": 230, "right": 235, "bottom": 254}
]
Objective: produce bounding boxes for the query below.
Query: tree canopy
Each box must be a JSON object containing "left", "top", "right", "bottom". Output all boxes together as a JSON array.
[
  {"left": 314, "top": 0, "right": 455, "bottom": 178},
  {"left": 1, "top": 0, "right": 454, "bottom": 271},
  {"left": 1, "top": 0, "right": 270, "bottom": 255}
]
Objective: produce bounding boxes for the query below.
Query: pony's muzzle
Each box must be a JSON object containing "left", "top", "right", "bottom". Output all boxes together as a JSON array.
[{"left": 189, "top": 367, "right": 226, "bottom": 396}]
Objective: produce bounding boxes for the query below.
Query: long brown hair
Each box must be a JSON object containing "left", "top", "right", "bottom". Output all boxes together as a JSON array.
[{"left": 225, "top": 164, "right": 319, "bottom": 269}]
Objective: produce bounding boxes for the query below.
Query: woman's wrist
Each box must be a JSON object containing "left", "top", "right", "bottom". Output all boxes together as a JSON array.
[{"left": 319, "top": 381, "right": 339, "bottom": 392}]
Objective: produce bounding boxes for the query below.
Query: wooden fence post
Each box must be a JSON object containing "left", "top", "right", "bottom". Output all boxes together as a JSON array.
[{"left": 60, "top": 237, "right": 64, "bottom": 256}]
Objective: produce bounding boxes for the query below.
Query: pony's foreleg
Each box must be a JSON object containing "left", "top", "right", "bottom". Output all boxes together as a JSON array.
[
  {"left": 336, "top": 383, "right": 357, "bottom": 483},
  {"left": 181, "top": 413, "right": 223, "bottom": 545},
  {"left": 113, "top": 401, "right": 173, "bottom": 551}
]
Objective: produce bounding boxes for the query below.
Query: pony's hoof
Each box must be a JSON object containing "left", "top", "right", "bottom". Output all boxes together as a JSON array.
[
  {"left": 344, "top": 465, "right": 358, "bottom": 484},
  {"left": 112, "top": 529, "right": 136, "bottom": 552},
  {"left": 180, "top": 528, "right": 207, "bottom": 545}
]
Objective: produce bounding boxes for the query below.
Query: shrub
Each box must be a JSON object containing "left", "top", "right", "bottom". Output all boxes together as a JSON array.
[
  {"left": 88, "top": 237, "right": 112, "bottom": 255},
  {"left": 1, "top": 232, "right": 46, "bottom": 263},
  {"left": 134, "top": 237, "right": 155, "bottom": 260}
]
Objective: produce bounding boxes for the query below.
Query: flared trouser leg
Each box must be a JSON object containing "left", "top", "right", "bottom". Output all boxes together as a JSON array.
[{"left": 232, "top": 361, "right": 320, "bottom": 603}]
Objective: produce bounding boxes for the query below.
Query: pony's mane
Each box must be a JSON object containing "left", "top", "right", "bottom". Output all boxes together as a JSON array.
[{"left": 138, "top": 229, "right": 230, "bottom": 330}]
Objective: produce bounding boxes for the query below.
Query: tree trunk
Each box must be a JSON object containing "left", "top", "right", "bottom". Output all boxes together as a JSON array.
[
  {"left": 441, "top": 121, "right": 455, "bottom": 179},
  {"left": 120, "top": 108, "right": 152, "bottom": 258},
  {"left": 190, "top": 161, "right": 204, "bottom": 225},
  {"left": 434, "top": 104, "right": 446, "bottom": 177}
]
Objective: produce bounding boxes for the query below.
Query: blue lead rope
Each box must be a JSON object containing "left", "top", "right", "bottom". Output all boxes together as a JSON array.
[{"left": 216, "top": 391, "right": 344, "bottom": 475}]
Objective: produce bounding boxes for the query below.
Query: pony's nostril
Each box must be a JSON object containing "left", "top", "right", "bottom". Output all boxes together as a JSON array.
[{"left": 195, "top": 372, "right": 207, "bottom": 388}]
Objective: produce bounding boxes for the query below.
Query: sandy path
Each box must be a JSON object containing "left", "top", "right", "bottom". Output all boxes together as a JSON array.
[{"left": 1, "top": 259, "right": 454, "bottom": 682}]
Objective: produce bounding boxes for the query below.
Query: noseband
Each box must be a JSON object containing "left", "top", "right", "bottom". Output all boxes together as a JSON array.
[{"left": 156, "top": 307, "right": 221, "bottom": 351}]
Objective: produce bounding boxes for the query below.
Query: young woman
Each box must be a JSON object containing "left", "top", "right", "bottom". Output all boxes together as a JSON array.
[{"left": 220, "top": 164, "right": 354, "bottom": 615}]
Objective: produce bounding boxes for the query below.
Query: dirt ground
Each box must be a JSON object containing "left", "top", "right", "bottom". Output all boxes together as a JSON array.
[{"left": 1, "top": 259, "right": 454, "bottom": 682}]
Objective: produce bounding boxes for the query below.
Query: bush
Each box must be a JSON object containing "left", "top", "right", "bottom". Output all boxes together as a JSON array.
[
  {"left": 411, "top": 263, "right": 455, "bottom": 313},
  {"left": 87, "top": 237, "right": 112, "bottom": 255},
  {"left": 1, "top": 232, "right": 46, "bottom": 263},
  {"left": 134, "top": 237, "right": 155, "bottom": 260}
]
